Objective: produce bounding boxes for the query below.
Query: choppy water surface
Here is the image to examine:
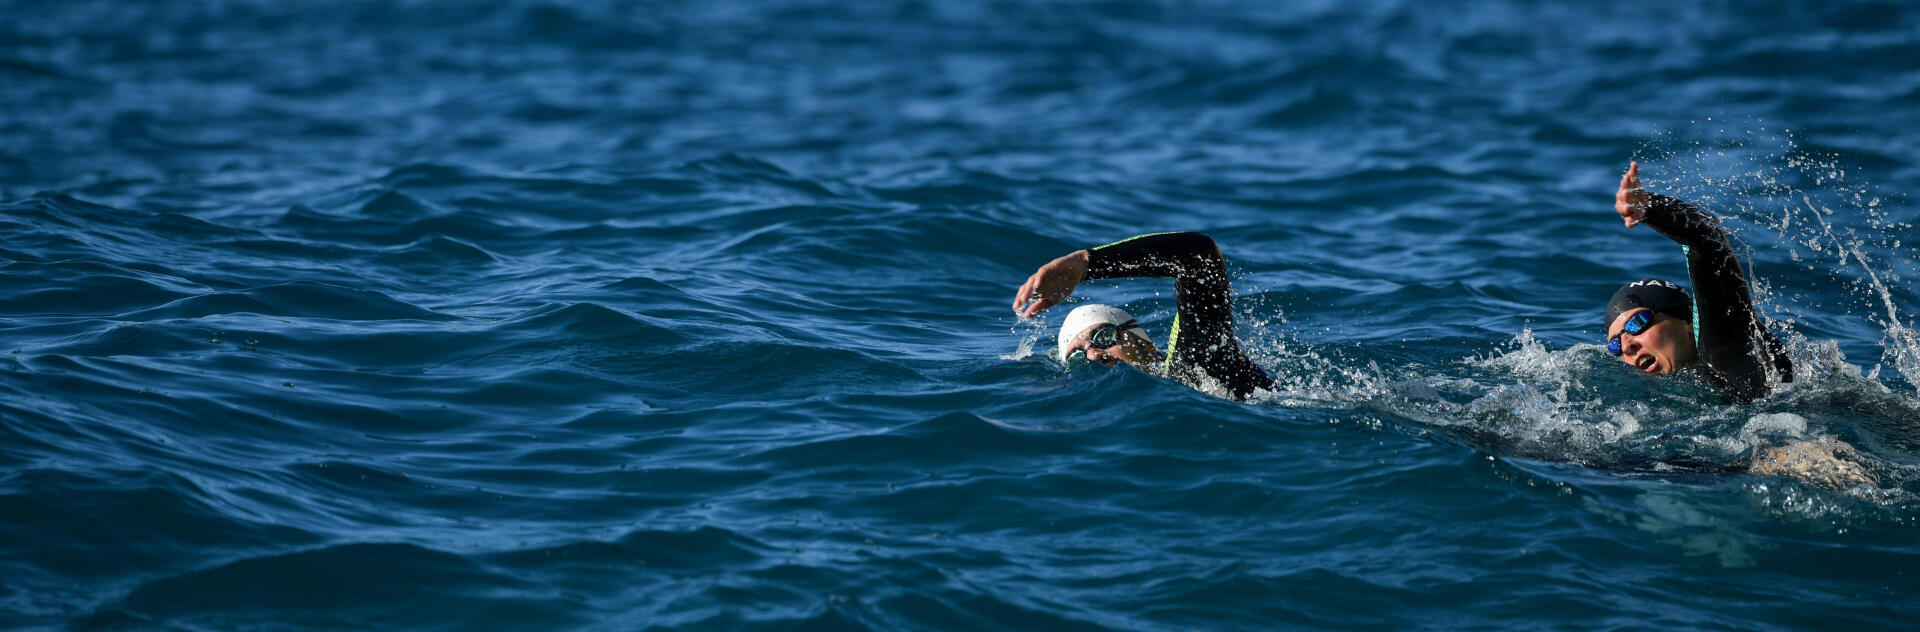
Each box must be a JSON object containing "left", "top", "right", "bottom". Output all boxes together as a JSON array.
[{"left": 5, "top": 1, "right": 1920, "bottom": 629}]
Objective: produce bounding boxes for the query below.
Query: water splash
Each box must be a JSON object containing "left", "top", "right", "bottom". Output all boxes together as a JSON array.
[
  {"left": 1373, "top": 326, "right": 1920, "bottom": 507},
  {"left": 1001, "top": 317, "right": 1049, "bottom": 361},
  {"left": 1635, "top": 122, "right": 1920, "bottom": 392},
  {"left": 1238, "top": 294, "right": 1383, "bottom": 405}
]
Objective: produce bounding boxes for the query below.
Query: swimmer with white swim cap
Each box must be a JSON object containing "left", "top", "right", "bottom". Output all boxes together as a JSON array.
[
  {"left": 1054, "top": 304, "right": 1155, "bottom": 367},
  {"left": 1015, "top": 232, "right": 1274, "bottom": 400}
]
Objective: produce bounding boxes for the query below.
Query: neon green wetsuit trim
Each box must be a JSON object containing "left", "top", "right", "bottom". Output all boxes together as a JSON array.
[{"left": 1092, "top": 231, "right": 1179, "bottom": 251}]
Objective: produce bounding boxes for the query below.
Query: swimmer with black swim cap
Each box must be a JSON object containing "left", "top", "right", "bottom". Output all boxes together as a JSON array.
[
  {"left": 1015, "top": 232, "right": 1274, "bottom": 400},
  {"left": 1599, "top": 163, "right": 1880, "bottom": 489},
  {"left": 1602, "top": 277, "right": 1695, "bottom": 376},
  {"left": 1604, "top": 162, "right": 1792, "bottom": 401}
]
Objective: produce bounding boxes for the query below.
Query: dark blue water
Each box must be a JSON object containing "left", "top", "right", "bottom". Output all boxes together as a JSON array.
[{"left": 6, "top": 1, "right": 1920, "bottom": 629}]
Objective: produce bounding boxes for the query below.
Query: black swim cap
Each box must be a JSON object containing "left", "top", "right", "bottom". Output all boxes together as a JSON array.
[{"left": 1605, "top": 278, "right": 1692, "bottom": 331}]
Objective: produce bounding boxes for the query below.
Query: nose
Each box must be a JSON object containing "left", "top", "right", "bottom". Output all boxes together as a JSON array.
[
  {"left": 1088, "top": 346, "right": 1118, "bottom": 366},
  {"left": 1619, "top": 334, "right": 1644, "bottom": 361}
]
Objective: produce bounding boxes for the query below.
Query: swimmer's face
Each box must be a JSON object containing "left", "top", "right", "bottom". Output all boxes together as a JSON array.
[
  {"left": 1065, "top": 321, "right": 1158, "bottom": 369},
  {"left": 1606, "top": 308, "right": 1696, "bottom": 376}
]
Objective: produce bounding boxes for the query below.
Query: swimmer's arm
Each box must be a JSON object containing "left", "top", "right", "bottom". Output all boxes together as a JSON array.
[
  {"left": 1084, "top": 232, "right": 1224, "bottom": 280},
  {"left": 1083, "top": 232, "right": 1237, "bottom": 326},
  {"left": 1642, "top": 195, "right": 1735, "bottom": 258},
  {"left": 1014, "top": 231, "right": 1232, "bottom": 320},
  {"left": 1084, "top": 231, "right": 1238, "bottom": 339},
  {"left": 1653, "top": 195, "right": 1797, "bottom": 392},
  {"left": 1643, "top": 192, "right": 1759, "bottom": 312}
]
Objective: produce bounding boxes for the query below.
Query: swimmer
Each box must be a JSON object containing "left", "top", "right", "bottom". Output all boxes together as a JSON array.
[
  {"left": 1013, "top": 232, "right": 1275, "bottom": 400},
  {"left": 1605, "top": 162, "right": 1794, "bottom": 402},
  {"left": 1607, "top": 164, "right": 1879, "bottom": 489}
]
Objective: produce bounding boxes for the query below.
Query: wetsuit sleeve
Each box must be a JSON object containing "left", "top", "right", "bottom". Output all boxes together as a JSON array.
[
  {"left": 1086, "top": 232, "right": 1275, "bottom": 399},
  {"left": 1640, "top": 194, "right": 1793, "bottom": 400}
]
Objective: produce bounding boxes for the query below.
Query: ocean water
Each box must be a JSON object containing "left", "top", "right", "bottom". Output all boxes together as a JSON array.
[{"left": 5, "top": 0, "right": 1920, "bottom": 629}]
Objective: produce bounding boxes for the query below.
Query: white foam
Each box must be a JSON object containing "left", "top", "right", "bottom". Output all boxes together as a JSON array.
[
  {"left": 1739, "top": 412, "right": 1808, "bottom": 441},
  {"left": 1474, "top": 327, "right": 1587, "bottom": 395}
]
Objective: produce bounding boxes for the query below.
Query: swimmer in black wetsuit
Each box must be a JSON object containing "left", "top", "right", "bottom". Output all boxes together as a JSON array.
[
  {"left": 1605, "top": 162, "right": 1794, "bottom": 402},
  {"left": 1607, "top": 164, "right": 1868, "bottom": 486},
  {"left": 1013, "top": 231, "right": 1275, "bottom": 400}
]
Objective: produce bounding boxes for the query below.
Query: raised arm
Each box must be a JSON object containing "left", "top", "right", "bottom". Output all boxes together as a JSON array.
[
  {"left": 1082, "top": 232, "right": 1235, "bottom": 333},
  {"left": 1013, "top": 232, "right": 1226, "bottom": 318},
  {"left": 1614, "top": 162, "right": 1792, "bottom": 399}
]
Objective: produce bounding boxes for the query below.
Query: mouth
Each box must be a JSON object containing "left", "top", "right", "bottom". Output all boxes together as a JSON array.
[{"left": 1636, "top": 355, "right": 1658, "bottom": 374}]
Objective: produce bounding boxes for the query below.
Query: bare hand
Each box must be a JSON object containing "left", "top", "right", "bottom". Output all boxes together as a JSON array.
[
  {"left": 1012, "top": 250, "right": 1089, "bottom": 319},
  {"left": 1615, "top": 161, "right": 1648, "bottom": 228},
  {"left": 1749, "top": 438, "right": 1878, "bottom": 489}
]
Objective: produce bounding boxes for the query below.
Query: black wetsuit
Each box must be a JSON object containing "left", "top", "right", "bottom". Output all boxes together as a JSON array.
[
  {"left": 1643, "top": 194, "right": 1794, "bottom": 401},
  {"left": 1085, "top": 232, "right": 1276, "bottom": 400}
]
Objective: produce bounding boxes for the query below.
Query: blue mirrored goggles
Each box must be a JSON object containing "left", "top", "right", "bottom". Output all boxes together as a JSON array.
[{"left": 1606, "top": 310, "right": 1657, "bottom": 356}]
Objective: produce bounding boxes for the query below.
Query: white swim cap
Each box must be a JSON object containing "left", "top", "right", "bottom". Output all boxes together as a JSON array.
[{"left": 1056, "top": 304, "right": 1149, "bottom": 363}]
